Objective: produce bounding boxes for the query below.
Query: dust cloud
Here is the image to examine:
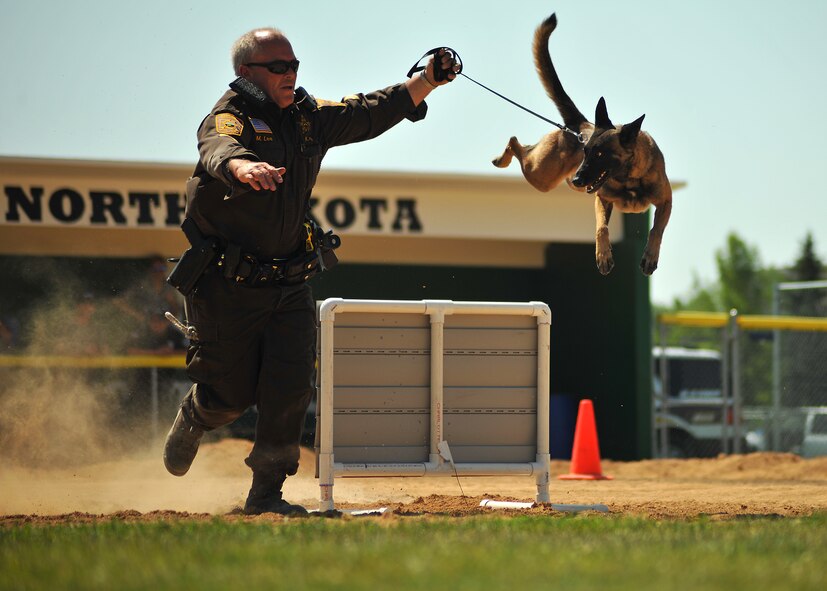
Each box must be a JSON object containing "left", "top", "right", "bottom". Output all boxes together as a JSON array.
[
  {"left": 0, "top": 266, "right": 252, "bottom": 515},
  {"left": 1, "top": 272, "right": 143, "bottom": 469},
  {"left": 0, "top": 355, "right": 258, "bottom": 515}
]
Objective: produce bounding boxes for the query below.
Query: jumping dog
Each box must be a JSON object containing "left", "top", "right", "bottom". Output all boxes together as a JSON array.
[{"left": 492, "top": 13, "right": 672, "bottom": 275}]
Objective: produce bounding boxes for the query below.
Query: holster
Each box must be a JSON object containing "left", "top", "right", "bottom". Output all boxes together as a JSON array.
[{"left": 166, "top": 218, "right": 219, "bottom": 297}]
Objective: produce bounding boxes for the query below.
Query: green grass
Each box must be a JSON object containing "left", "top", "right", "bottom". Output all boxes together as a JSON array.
[{"left": 2, "top": 514, "right": 826, "bottom": 591}]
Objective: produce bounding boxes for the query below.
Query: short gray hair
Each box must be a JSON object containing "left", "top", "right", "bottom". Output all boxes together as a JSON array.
[{"left": 231, "top": 28, "right": 290, "bottom": 75}]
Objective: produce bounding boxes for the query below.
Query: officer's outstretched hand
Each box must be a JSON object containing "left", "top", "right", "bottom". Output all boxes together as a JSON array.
[
  {"left": 407, "top": 48, "right": 459, "bottom": 106},
  {"left": 228, "top": 159, "right": 286, "bottom": 191},
  {"left": 428, "top": 48, "right": 459, "bottom": 86}
]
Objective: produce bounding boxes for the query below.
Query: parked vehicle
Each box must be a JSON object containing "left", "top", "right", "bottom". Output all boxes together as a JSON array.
[
  {"left": 652, "top": 346, "right": 742, "bottom": 457},
  {"left": 801, "top": 408, "right": 827, "bottom": 458}
]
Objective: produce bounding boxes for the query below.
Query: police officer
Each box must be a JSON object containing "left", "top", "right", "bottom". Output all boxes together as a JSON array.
[{"left": 163, "top": 27, "right": 456, "bottom": 515}]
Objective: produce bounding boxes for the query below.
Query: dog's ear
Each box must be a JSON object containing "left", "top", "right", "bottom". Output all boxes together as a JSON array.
[
  {"left": 594, "top": 97, "right": 613, "bottom": 129},
  {"left": 619, "top": 114, "right": 645, "bottom": 146}
]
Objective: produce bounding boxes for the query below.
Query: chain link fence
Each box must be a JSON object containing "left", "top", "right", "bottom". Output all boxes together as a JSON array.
[
  {"left": 653, "top": 314, "right": 732, "bottom": 458},
  {"left": 655, "top": 305, "right": 827, "bottom": 458},
  {"left": 763, "top": 282, "right": 827, "bottom": 453}
]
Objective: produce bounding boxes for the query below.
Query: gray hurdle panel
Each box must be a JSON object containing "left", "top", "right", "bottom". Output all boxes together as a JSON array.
[{"left": 316, "top": 298, "right": 551, "bottom": 512}]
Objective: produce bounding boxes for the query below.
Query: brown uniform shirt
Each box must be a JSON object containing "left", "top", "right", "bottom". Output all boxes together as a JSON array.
[{"left": 186, "top": 81, "right": 426, "bottom": 260}]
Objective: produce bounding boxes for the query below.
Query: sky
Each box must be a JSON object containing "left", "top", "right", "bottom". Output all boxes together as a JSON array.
[{"left": 2, "top": 0, "right": 826, "bottom": 305}]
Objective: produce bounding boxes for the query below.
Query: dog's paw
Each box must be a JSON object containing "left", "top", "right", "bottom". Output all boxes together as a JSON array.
[
  {"left": 640, "top": 255, "right": 658, "bottom": 275},
  {"left": 491, "top": 152, "right": 511, "bottom": 168},
  {"left": 492, "top": 140, "right": 517, "bottom": 168},
  {"left": 596, "top": 253, "right": 615, "bottom": 275}
]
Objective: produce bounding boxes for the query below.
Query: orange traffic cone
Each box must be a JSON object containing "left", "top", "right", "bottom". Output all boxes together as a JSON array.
[{"left": 558, "top": 399, "right": 612, "bottom": 480}]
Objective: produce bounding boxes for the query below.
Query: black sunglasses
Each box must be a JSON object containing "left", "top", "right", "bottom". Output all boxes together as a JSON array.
[{"left": 245, "top": 59, "right": 300, "bottom": 74}]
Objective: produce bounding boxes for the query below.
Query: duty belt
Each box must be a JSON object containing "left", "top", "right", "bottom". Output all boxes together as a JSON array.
[
  {"left": 220, "top": 250, "right": 323, "bottom": 286},
  {"left": 218, "top": 223, "right": 340, "bottom": 287}
]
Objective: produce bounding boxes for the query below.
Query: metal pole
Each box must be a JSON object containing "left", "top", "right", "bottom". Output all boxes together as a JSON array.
[
  {"left": 771, "top": 284, "right": 781, "bottom": 452},
  {"left": 652, "top": 319, "right": 660, "bottom": 457},
  {"left": 729, "top": 309, "right": 743, "bottom": 454},
  {"left": 428, "top": 306, "right": 446, "bottom": 465},
  {"left": 721, "top": 315, "right": 731, "bottom": 454},
  {"left": 658, "top": 321, "right": 668, "bottom": 458},
  {"left": 317, "top": 298, "right": 341, "bottom": 512},
  {"left": 534, "top": 305, "right": 551, "bottom": 503},
  {"left": 777, "top": 280, "right": 827, "bottom": 292}
]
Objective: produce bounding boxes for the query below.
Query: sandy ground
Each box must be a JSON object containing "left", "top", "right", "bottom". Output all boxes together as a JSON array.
[{"left": 3, "top": 438, "right": 827, "bottom": 524}]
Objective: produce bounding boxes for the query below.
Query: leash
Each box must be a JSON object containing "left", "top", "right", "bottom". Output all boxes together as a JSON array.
[{"left": 408, "top": 47, "right": 586, "bottom": 144}]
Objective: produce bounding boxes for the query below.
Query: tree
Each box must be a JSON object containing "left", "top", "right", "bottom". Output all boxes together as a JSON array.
[
  {"left": 791, "top": 232, "right": 823, "bottom": 282},
  {"left": 669, "top": 232, "right": 777, "bottom": 315},
  {"left": 673, "top": 273, "right": 719, "bottom": 312},
  {"left": 715, "top": 233, "right": 774, "bottom": 314},
  {"left": 783, "top": 232, "right": 826, "bottom": 316}
]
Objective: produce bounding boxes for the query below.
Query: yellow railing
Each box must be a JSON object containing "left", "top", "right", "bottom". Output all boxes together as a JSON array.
[
  {"left": 0, "top": 354, "right": 186, "bottom": 368},
  {"left": 735, "top": 315, "right": 827, "bottom": 332},
  {"left": 657, "top": 312, "right": 728, "bottom": 328},
  {"left": 658, "top": 312, "right": 827, "bottom": 332}
]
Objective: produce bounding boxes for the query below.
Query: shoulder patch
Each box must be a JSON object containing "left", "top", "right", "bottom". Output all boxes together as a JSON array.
[
  {"left": 215, "top": 113, "right": 243, "bottom": 136},
  {"left": 249, "top": 117, "right": 273, "bottom": 134},
  {"left": 315, "top": 98, "right": 345, "bottom": 108}
]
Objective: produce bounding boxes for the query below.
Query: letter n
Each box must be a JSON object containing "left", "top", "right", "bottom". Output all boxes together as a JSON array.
[{"left": 4, "top": 186, "right": 44, "bottom": 222}]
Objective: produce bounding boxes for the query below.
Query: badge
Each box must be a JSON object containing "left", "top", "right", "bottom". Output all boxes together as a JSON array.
[{"left": 215, "top": 113, "right": 243, "bottom": 136}]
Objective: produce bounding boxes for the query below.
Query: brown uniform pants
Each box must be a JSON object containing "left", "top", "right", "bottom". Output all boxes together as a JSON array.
[{"left": 180, "top": 268, "right": 316, "bottom": 475}]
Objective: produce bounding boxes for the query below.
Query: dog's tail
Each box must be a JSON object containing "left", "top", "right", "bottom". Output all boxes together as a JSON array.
[{"left": 533, "top": 13, "right": 588, "bottom": 131}]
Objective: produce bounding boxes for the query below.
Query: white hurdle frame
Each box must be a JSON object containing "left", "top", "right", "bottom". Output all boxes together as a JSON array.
[{"left": 317, "top": 298, "right": 551, "bottom": 512}]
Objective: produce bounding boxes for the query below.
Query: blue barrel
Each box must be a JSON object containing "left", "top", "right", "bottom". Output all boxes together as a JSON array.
[{"left": 549, "top": 393, "right": 579, "bottom": 460}]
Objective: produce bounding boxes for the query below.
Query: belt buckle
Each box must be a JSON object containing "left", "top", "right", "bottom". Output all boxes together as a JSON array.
[{"left": 258, "top": 259, "right": 285, "bottom": 285}]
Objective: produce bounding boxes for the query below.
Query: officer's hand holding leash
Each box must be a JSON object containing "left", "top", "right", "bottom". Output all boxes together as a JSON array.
[
  {"left": 228, "top": 159, "right": 286, "bottom": 192},
  {"left": 405, "top": 48, "right": 460, "bottom": 104},
  {"left": 428, "top": 48, "right": 461, "bottom": 84}
]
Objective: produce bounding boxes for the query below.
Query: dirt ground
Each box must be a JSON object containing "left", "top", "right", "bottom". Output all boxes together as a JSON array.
[{"left": 3, "top": 438, "right": 827, "bottom": 525}]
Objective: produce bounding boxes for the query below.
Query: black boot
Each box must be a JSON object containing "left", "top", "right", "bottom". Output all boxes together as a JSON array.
[
  {"left": 163, "top": 407, "right": 204, "bottom": 476},
  {"left": 243, "top": 471, "right": 308, "bottom": 516}
]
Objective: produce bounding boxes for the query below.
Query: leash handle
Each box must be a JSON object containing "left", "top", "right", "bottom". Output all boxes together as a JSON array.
[{"left": 407, "top": 47, "right": 463, "bottom": 81}]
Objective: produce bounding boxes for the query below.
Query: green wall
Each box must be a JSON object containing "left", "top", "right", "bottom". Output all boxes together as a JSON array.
[{"left": 540, "top": 212, "right": 652, "bottom": 460}]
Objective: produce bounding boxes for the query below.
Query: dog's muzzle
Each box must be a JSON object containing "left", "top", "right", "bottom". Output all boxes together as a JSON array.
[{"left": 573, "top": 170, "right": 609, "bottom": 194}]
